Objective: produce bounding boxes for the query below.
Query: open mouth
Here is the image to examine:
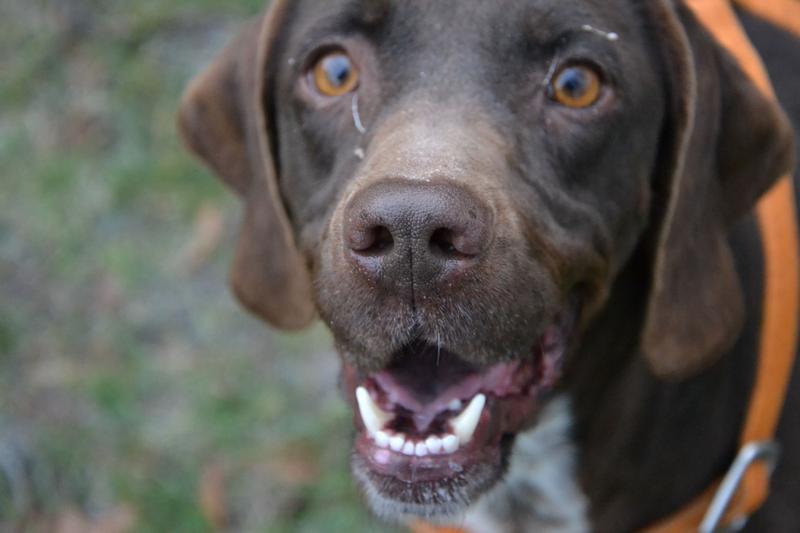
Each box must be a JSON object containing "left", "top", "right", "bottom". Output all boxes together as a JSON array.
[{"left": 343, "top": 305, "right": 577, "bottom": 518}]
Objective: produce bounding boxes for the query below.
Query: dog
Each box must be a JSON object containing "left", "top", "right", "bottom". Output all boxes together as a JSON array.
[{"left": 178, "top": 0, "right": 800, "bottom": 531}]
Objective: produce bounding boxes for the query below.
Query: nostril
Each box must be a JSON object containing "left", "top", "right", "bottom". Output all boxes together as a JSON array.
[
  {"left": 430, "top": 228, "right": 471, "bottom": 259},
  {"left": 352, "top": 225, "right": 395, "bottom": 256},
  {"left": 370, "top": 226, "right": 394, "bottom": 254}
]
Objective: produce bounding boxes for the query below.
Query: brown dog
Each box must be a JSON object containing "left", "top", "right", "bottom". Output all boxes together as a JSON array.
[{"left": 179, "top": 0, "right": 799, "bottom": 530}]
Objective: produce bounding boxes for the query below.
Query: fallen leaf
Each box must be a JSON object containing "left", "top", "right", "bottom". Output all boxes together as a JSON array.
[
  {"left": 174, "top": 204, "right": 225, "bottom": 273},
  {"left": 199, "top": 461, "right": 229, "bottom": 531}
]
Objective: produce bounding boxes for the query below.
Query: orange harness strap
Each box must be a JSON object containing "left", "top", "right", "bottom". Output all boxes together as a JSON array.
[
  {"left": 645, "top": 0, "right": 800, "bottom": 529},
  {"left": 412, "top": 1, "right": 799, "bottom": 532},
  {"left": 733, "top": 0, "right": 800, "bottom": 36}
]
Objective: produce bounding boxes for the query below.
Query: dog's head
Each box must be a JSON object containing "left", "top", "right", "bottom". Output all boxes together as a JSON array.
[{"left": 179, "top": 0, "right": 794, "bottom": 522}]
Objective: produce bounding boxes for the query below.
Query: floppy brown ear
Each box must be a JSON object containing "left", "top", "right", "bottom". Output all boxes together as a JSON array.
[
  {"left": 641, "top": 1, "right": 795, "bottom": 379},
  {"left": 178, "top": 1, "right": 316, "bottom": 330}
]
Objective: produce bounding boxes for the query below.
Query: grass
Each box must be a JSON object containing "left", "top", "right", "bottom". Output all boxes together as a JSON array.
[{"left": 0, "top": 1, "right": 400, "bottom": 531}]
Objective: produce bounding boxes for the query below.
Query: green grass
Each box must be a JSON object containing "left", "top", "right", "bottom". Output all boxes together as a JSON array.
[{"left": 0, "top": 1, "right": 401, "bottom": 531}]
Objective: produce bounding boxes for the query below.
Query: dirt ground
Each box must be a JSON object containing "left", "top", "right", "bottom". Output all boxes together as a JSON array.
[{"left": 0, "top": 1, "right": 399, "bottom": 531}]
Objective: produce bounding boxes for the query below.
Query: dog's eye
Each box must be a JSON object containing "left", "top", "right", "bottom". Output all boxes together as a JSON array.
[
  {"left": 311, "top": 51, "right": 360, "bottom": 97},
  {"left": 549, "top": 64, "right": 602, "bottom": 108}
]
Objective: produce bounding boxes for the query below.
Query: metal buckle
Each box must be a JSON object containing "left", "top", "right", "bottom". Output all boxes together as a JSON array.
[{"left": 699, "top": 441, "right": 781, "bottom": 533}]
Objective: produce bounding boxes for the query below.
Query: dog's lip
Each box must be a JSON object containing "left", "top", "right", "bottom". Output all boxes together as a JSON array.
[{"left": 344, "top": 304, "right": 576, "bottom": 490}]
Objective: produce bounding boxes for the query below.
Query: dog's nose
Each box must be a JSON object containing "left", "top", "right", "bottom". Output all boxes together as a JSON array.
[{"left": 343, "top": 180, "right": 492, "bottom": 291}]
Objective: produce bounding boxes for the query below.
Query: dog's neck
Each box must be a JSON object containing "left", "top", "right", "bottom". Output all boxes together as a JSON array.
[{"left": 566, "top": 214, "right": 763, "bottom": 532}]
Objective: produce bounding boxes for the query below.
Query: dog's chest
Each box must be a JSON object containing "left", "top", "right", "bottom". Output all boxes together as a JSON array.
[{"left": 463, "top": 396, "right": 590, "bottom": 533}]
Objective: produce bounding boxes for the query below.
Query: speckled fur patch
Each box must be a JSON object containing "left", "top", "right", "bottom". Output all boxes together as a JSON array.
[{"left": 463, "top": 396, "right": 589, "bottom": 533}]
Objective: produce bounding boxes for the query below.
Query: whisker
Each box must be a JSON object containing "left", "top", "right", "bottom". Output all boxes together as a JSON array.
[{"left": 437, "top": 329, "right": 442, "bottom": 366}]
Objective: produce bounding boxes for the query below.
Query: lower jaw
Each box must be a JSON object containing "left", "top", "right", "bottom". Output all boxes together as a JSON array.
[
  {"left": 353, "top": 418, "right": 501, "bottom": 482},
  {"left": 351, "top": 436, "right": 511, "bottom": 521}
]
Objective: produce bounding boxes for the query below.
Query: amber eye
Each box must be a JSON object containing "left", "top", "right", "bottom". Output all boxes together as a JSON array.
[
  {"left": 550, "top": 64, "right": 603, "bottom": 108},
  {"left": 311, "top": 51, "right": 360, "bottom": 97}
]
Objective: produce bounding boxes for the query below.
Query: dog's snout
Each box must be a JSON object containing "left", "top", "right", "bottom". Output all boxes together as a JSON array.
[{"left": 343, "top": 180, "right": 492, "bottom": 291}]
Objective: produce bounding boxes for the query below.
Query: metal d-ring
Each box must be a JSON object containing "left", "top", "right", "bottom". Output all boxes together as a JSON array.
[{"left": 699, "top": 440, "right": 781, "bottom": 533}]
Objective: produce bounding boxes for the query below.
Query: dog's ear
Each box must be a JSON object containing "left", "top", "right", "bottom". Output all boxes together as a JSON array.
[
  {"left": 641, "top": 1, "right": 795, "bottom": 379},
  {"left": 178, "top": 2, "right": 316, "bottom": 330}
]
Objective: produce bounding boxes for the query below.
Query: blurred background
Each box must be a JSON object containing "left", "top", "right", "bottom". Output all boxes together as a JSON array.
[{"left": 0, "top": 1, "right": 400, "bottom": 531}]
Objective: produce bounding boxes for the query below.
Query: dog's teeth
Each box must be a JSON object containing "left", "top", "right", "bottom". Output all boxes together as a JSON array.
[
  {"left": 355, "top": 387, "right": 392, "bottom": 436},
  {"left": 415, "top": 442, "right": 429, "bottom": 457},
  {"left": 442, "top": 434, "right": 459, "bottom": 454},
  {"left": 389, "top": 434, "right": 406, "bottom": 452},
  {"left": 375, "top": 430, "right": 391, "bottom": 449},
  {"left": 425, "top": 436, "right": 443, "bottom": 454},
  {"left": 450, "top": 393, "right": 486, "bottom": 445},
  {"left": 356, "top": 390, "right": 484, "bottom": 456}
]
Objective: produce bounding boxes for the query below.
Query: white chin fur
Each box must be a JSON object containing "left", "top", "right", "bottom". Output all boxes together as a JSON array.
[{"left": 463, "top": 395, "right": 590, "bottom": 533}]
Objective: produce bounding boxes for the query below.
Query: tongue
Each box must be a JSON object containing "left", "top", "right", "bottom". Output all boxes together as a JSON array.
[
  {"left": 373, "top": 370, "right": 481, "bottom": 430},
  {"left": 371, "top": 349, "right": 531, "bottom": 431}
]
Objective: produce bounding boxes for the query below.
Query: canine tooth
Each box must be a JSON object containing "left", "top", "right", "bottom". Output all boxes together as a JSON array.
[
  {"left": 389, "top": 434, "right": 406, "bottom": 452},
  {"left": 450, "top": 394, "right": 486, "bottom": 445},
  {"left": 425, "top": 436, "right": 443, "bottom": 454},
  {"left": 356, "top": 387, "right": 392, "bottom": 435},
  {"left": 415, "top": 442, "right": 429, "bottom": 457},
  {"left": 442, "top": 434, "right": 459, "bottom": 454},
  {"left": 375, "top": 430, "right": 391, "bottom": 448},
  {"left": 448, "top": 399, "right": 463, "bottom": 411},
  {"left": 402, "top": 441, "right": 415, "bottom": 456}
]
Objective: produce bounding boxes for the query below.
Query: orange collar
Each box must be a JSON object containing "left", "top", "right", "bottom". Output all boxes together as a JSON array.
[
  {"left": 644, "top": 0, "right": 800, "bottom": 529},
  {"left": 412, "top": 1, "right": 799, "bottom": 532}
]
